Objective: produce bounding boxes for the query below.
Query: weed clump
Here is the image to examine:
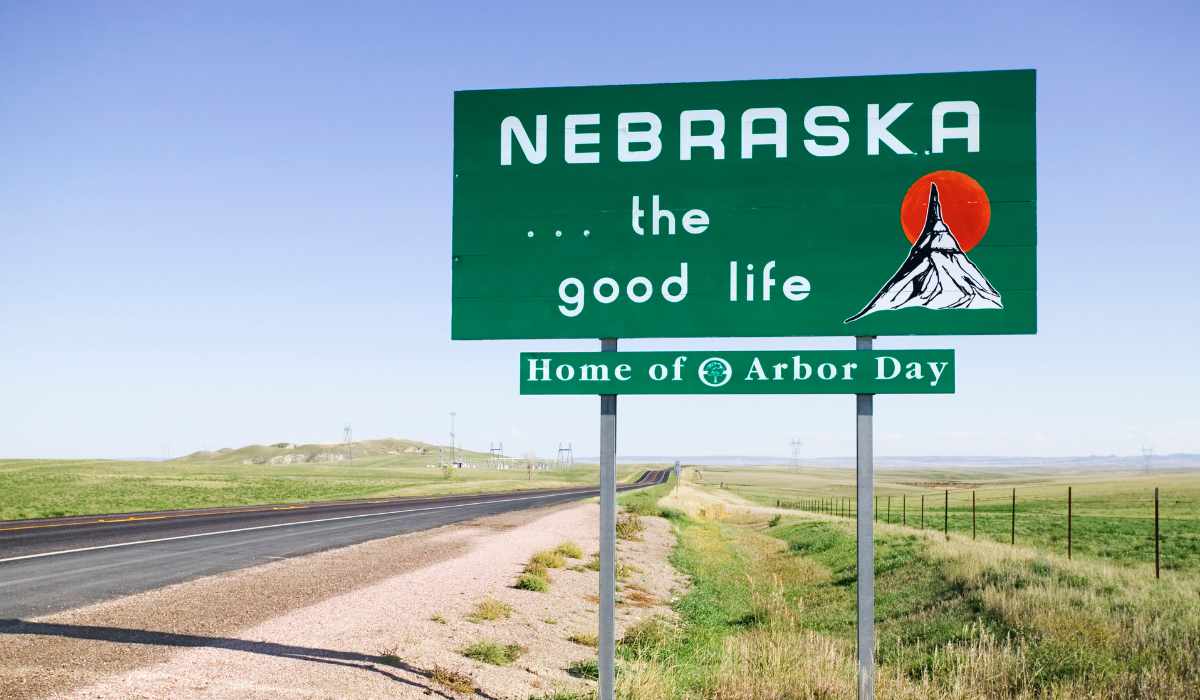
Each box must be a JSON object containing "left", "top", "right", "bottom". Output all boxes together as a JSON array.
[
  {"left": 530, "top": 549, "right": 567, "bottom": 569},
  {"left": 555, "top": 541, "right": 584, "bottom": 559},
  {"left": 620, "top": 615, "right": 676, "bottom": 654},
  {"left": 567, "top": 658, "right": 599, "bottom": 680},
  {"left": 466, "top": 597, "right": 513, "bottom": 623},
  {"left": 617, "top": 513, "right": 645, "bottom": 541},
  {"left": 430, "top": 666, "right": 475, "bottom": 694},
  {"left": 461, "top": 640, "right": 526, "bottom": 666},
  {"left": 516, "top": 572, "right": 550, "bottom": 592},
  {"left": 567, "top": 631, "right": 598, "bottom": 648}
]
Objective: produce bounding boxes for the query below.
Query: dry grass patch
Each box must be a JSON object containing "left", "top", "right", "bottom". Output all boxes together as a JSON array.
[
  {"left": 555, "top": 541, "right": 584, "bottom": 559},
  {"left": 620, "top": 585, "right": 658, "bottom": 608},
  {"left": 430, "top": 665, "right": 475, "bottom": 694},
  {"left": 567, "top": 631, "right": 598, "bottom": 648},
  {"left": 619, "top": 615, "right": 676, "bottom": 654},
  {"left": 466, "top": 597, "right": 513, "bottom": 623},
  {"left": 616, "top": 513, "right": 645, "bottom": 541},
  {"left": 581, "top": 554, "right": 636, "bottom": 580},
  {"left": 530, "top": 549, "right": 567, "bottom": 569}
]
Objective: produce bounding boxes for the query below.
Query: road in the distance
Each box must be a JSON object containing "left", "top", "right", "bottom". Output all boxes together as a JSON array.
[{"left": 0, "top": 470, "right": 667, "bottom": 618}]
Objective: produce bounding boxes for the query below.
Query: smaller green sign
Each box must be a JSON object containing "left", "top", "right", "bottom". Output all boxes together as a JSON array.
[{"left": 520, "top": 350, "right": 954, "bottom": 395}]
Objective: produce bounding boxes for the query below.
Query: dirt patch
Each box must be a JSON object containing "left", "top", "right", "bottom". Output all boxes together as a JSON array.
[
  {"left": 0, "top": 524, "right": 474, "bottom": 699},
  {"left": 3, "top": 501, "right": 684, "bottom": 699}
]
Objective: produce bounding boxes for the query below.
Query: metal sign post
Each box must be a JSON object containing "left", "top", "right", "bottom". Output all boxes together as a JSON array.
[
  {"left": 598, "top": 337, "right": 618, "bottom": 700},
  {"left": 855, "top": 335, "right": 875, "bottom": 700}
]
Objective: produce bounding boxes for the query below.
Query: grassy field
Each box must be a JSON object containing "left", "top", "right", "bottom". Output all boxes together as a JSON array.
[
  {"left": 695, "top": 465, "right": 1200, "bottom": 571},
  {"left": 599, "top": 482, "right": 1200, "bottom": 699},
  {"left": 0, "top": 439, "right": 649, "bottom": 521}
]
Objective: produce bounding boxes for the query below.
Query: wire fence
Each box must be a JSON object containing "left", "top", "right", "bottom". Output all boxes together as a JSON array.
[{"left": 774, "top": 486, "right": 1200, "bottom": 577}]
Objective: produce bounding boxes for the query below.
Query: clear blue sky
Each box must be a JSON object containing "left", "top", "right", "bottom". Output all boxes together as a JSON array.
[{"left": 2, "top": 1, "right": 1197, "bottom": 460}]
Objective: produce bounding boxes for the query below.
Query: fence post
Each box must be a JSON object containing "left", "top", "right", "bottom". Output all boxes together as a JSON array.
[
  {"left": 972, "top": 490, "right": 977, "bottom": 540},
  {"left": 887, "top": 496, "right": 891, "bottom": 524},
  {"left": 1011, "top": 488, "right": 1016, "bottom": 546},
  {"left": 875, "top": 496, "right": 879, "bottom": 522},
  {"left": 1067, "top": 487, "right": 1072, "bottom": 560},
  {"left": 921, "top": 494, "right": 925, "bottom": 529},
  {"left": 943, "top": 489, "right": 949, "bottom": 539},
  {"left": 1155, "top": 487, "right": 1161, "bottom": 579},
  {"left": 902, "top": 494, "right": 907, "bottom": 526}
]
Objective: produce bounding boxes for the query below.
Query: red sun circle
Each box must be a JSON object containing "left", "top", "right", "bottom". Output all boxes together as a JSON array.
[{"left": 900, "top": 170, "right": 991, "bottom": 252}]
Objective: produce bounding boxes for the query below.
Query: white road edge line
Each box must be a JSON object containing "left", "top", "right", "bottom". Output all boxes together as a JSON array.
[{"left": 0, "top": 488, "right": 597, "bottom": 565}]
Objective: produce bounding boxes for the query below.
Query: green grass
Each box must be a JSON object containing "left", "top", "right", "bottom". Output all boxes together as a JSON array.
[
  {"left": 0, "top": 445, "right": 651, "bottom": 520},
  {"left": 620, "top": 477, "right": 674, "bottom": 516},
  {"left": 566, "top": 658, "right": 599, "bottom": 680},
  {"left": 515, "top": 572, "right": 550, "bottom": 592},
  {"left": 612, "top": 483, "right": 1200, "bottom": 698},
  {"left": 460, "top": 640, "right": 525, "bottom": 666},
  {"left": 704, "top": 466, "right": 1200, "bottom": 570}
]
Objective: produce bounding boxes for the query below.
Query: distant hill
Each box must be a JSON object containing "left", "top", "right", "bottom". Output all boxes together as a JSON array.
[
  {"left": 606, "top": 454, "right": 1200, "bottom": 470},
  {"left": 177, "top": 438, "right": 490, "bottom": 466}
]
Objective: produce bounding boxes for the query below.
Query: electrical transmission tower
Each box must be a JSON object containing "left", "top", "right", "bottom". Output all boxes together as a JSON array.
[
  {"left": 556, "top": 442, "right": 574, "bottom": 469},
  {"left": 1142, "top": 445, "right": 1154, "bottom": 473},
  {"left": 343, "top": 424, "right": 353, "bottom": 460},
  {"left": 790, "top": 438, "right": 803, "bottom": 470},
  {"left": 489, "top": 442, "right": 504, "bottom": 469}
]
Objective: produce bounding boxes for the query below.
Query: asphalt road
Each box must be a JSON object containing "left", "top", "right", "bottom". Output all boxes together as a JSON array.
[{"left": 0, "top": 470, "right": 668, "bottom": 618}]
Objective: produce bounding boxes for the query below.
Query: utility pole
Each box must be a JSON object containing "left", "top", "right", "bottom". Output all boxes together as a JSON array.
[
  {"left": 556, "top": 442, "right": 575, "bottom": 469},
  {"left": 343, "top": 424, "right": 353, "bottom": 460},
  {"left": 449, "top": 412, "right": 457, "bottom": 466}
]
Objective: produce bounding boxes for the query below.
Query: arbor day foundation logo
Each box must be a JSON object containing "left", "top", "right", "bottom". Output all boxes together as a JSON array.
[
  {"left": 847, "top": 171, "right": 1002, "bottom": 322},
  {"left": 698, "top": 357, "right": 733, "bottom": 388}
]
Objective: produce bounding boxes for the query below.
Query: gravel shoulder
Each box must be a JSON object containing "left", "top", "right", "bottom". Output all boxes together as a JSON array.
[{"left": 1, "top": 500, "right": 684, "bottom": 700}]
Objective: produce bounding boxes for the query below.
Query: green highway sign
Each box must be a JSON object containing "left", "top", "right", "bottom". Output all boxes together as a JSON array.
[
  {"left": 519, "top": 350, "right": 954, "bottom": 395},
  {"left": 453, "top": 69, "right": 1036, "bottom": 340}
]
